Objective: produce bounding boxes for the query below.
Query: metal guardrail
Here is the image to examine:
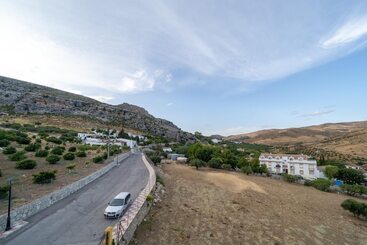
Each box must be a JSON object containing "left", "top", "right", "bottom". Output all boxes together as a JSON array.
[{"left": 113, "top": 154, "right": 156, "bottom": 244}]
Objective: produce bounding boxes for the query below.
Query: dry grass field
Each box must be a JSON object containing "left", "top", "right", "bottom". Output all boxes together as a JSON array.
[{"left": 133, "top": 164, "right": 367, "bottom": 245}]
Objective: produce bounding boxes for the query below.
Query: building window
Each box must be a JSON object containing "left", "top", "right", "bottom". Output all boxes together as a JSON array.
[
  {"left": 309, "top": 166, "right": 315, "bottom": 175},
  {"left": 290, "top": 166, "right": 295, "bottom": 174},
  {"left": 300, "top": 170, "right": 304, "bottom": 175}
]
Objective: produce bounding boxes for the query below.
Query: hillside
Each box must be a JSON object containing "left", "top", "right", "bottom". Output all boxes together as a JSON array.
[
  {"left": 0, "top": 76, "right": 193, "bottom": 141},
  {"left": 226, "top": 121, "right": 367, "bottom": 163}
]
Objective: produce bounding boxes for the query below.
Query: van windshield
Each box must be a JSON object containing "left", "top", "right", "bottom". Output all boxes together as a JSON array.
[{"left": 110, "top": 198, "right": 124, "bottom": 206}]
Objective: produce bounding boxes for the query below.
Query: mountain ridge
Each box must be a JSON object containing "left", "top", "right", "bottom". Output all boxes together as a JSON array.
[{"left": 0, "top": 75, "right": 193, "bottom": 141}]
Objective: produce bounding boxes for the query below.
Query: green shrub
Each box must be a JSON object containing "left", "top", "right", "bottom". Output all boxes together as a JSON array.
[
  {"left": 102, "top": 152, "right": 108, "bottom": 159},
  {"left": 221, "top": 164, "right": 232, "bottom": 170},
  {"left": 341, "top": 184, "right": 367, "bottom": 196},
  {"left": 8, "top": 151, "right": 27, "bottom": 161},
  {"left": 337, "top": 168, "right": 365, "bottom": 185},
  {"left": 24, "top": 143, "right": 41, "bottom": 152},
  {"left": 33, "top": 171, "right": 56, "bottom": 184},
  {"left": 341, "top": 199, "right": 367, "bottom": 218},
  {"left": 208, "top": 157, "right": 223, "bottom": 169},
  {"left": 3, "top": 146, "right": 16, "bottom": 154},
  {"left": 66, "top": 164, "right": 76, "bottom": 172},
  {"left": 304, "top": 180, "right": 313, "bottom": 186},
  {"left": 46, "top": 155, "right": 61, "bottom": 164},
  {"left": 68, "top": 146, "right": 76, "bottom": 152},
  {"left": 76, "top": 151, "right": 87, "bottom": 157},
  {"left": 45, "top": 145, "right": 50, "bottom": 150},
  {"left": 35, "top": 149, "right": 49, "bottom": 157},
  {"left": 46, "top": 136, "right": 62, "bottom": 144},
  {"left": 283, "top": 174, "right": 298, "bottom": 183},
  {"left": 156, "top": 175, "right": 165, "bottom": 186},
  {"left": 311, "top": 178, "right": 332, "bottom": 192},
  {"left": 0, "top": 185, "right": 9, "bottom": 199},
  {"left": 63, "top": 152, "right": 75, "bottom": 160},
  {"left": 146, "top": 195, "right": 154, "bottom": 202},
  {"left": 149, "top": 156, "right": 161, "bottom": 165},
  {"left": 16, "top": 159, "right": 37, "bottom": 169},
  {"left": 241, "top": 165, "right": 253, "bottom": 175},
  {"left": 35, "top": 138, "right": 42, "bottom": 144},
  {"left": 93, "top": 155, "right": 104, "bottom": 163},
  {"left": 38, "top": 132, "right": 49, "bottom": 138},
  {"left": 51, "top": 146, "right": 65, "bottom": 155},
  {"left": 0, "top": 139, "right": 10, "bottom": 147},
  {"left": 15, "top": 136, "right": 31, "bottom": 144},
  {"left": 190, "top": 158, "right": 204, "bottom": 170}
]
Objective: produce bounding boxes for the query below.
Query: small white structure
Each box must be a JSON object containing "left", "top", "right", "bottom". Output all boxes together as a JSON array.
[
  {"left": 162, "top": 147, "right": 173, "bottom": 153},
  {"left": 78, "top": 132, "right": 137, "bottom": 148},
  {"left": 177, "top": 157, "right": 188, "bottom": 163},
  {"left": 259, "top": 153, "right": 320, "bottom": 179},
  {"left": 211, "top": 139, "right": 222, "bottom": 144},
  {"left": 345, "top": 165, "right": 363, "bottom": 170}
]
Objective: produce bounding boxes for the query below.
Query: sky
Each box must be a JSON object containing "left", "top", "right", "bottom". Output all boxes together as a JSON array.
[{"left": 0, "top": 0, "right": 367, "bottom": 136}]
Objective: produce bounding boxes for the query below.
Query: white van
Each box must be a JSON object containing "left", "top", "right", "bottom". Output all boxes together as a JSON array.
[{"left": 104, "top": 192, "right": 131, "bottom": 218}]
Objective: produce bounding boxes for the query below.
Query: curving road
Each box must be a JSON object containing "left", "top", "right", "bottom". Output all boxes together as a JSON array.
[{"left": 6, "top": 152, "right": 149, "bottom": 245}]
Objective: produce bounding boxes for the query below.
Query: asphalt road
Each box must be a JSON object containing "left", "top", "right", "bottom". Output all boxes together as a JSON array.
[{"left": 6, "top": 152, "right": 149, "bottom": 245}]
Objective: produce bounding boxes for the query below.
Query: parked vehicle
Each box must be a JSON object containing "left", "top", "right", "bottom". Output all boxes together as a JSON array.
[{"left": 104, "top": 192, "right": 131, "bottom": 218}]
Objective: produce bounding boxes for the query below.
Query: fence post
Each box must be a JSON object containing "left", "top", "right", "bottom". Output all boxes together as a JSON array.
[{"left": 105, "top": 226, "right": 113, "bottom": 245}]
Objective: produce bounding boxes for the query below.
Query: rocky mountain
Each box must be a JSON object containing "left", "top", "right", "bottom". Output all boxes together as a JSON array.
[{"left": 0, "top": 75, "right": 193, "bottom": 141}]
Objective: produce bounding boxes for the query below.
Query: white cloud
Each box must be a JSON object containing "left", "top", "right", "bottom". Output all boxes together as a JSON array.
[
  {"left": 321, "top": 15, "right": 367, "bottom": 48},
  {"left": 166, "top": 102, "right": 173, "bottom": 106},
  {"left": 299, "top": 110, "right": 335, "bottom": 118},
  {"left": 88, "top": 95, "right": 115, "bottom": 103}
]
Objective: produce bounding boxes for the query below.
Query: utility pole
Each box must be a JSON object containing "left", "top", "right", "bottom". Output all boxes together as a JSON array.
[
  {"left": 107, "top": 129, "right": 110, "bottom": 158},
  {"left": 5, "top": 177, "right": 14, "bottom": 231}
]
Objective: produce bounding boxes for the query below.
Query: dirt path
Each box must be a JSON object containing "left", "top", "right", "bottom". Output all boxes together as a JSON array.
[{"left": 132, "top": 163, "right": 367, "bottom": 245}]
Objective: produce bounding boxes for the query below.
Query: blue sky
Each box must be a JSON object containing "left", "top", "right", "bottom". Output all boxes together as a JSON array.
[{"left": 0, "top": 0, "right": 366, "bottom": 135}]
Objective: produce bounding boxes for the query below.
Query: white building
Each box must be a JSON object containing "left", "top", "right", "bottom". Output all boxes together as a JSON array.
[
  {"left": 162, "top": 147, "right": 173, "bottom": 153},
  {"left": 259, "top": 153, "right": 320, "bottom": 179},
  {"left": 211, "top": 138, "right": 222, "bottom": 144}
]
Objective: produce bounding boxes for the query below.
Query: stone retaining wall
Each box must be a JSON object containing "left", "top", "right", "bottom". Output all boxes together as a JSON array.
[{"left": 0, "top": 152, "right": 130, "bottom": 230}]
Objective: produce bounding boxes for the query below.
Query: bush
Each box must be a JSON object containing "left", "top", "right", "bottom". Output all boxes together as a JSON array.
[
  {"left": 341, "top": 199, "right": 367, "bottom": 218},
  {"left": 304, "top": 180, "right": 313, "bottom": 186},
  {"left": 33, "top": 171, "right": 56, "bottom": 184},
  {"left": 93, "top": 156, "right": 104, "bottom": 163},
  {"left": 0, "top": 185, "right": 9, "bottom": 199},
  {"left": 51, "top": 146, "right": 65, "bottom": 155},
  {"left": 102, "top": 152, "right": 108, "bottom": 159},
  {"left": 283, "top": 174, "right": 298, "bottom": 183},
  {"left": 3, "top": 146, "right": 16, "bottom": 154},
  {"left": 76, "top": 151, "right": 87, "bottom": 157},
  {"left": 0, "top": 139, "right": 10, "bottom": 147},
  {"left": 24, "top": 143, "right": 41, "bottom": 152},
  {"left": 208, "top": 157, "right": 223, "bottom": 169},
  {"left": 146, "top": 195, "right": 154, "bottom": 202},
  {"left": 66, "top": 164, "right": 76, "bottom": 172},
  {"left": 15, "top": 136, "right": 31, "bottom": 144},
  {"left": 241, "top": 165, "right": 253, "bottom": 175},
  {"left": 341, "top": 184, "right": 367, "bottom": 196},
  {"left": 221, "top": 164, "right": 232, "bottom": 170},
  {"left": 63, "top": 152, "right": 75, "bottom": 160},
  {"left": 46, "top": 136, "right": 62, "bottom": 144},
  {"left": 311, "top": 178, "right": 332, "bottom": 192},
  {"left": 190, "top": 158, "right": 204, "bottom": 170},
  {"left": 16, "top": 159, "right": 37, "bottom": 169},
  {"left": 325, "top": 165, "right": 339, "bottom": 179},
  {"left": 337, "top": 168, "right": 365, "bottom": 185},
  {"left": 35, "top": 149, "right": 49, "bottom": 157},
  {"left": 68, "top": 146, "right": 77, "bottom": 152},
  {"left": 150, "top": 156, "right": 161, "bottom": 165},
  {"left": 8, "top": 151, "right": 27, "bottom": 161},
  {"left": 46, "top": 155, "right": 61, "bottom": 164}
]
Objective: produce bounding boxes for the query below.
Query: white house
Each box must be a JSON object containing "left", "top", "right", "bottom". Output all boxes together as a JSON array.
[
  {"left": 259, "top": 153, "right": 320, "bottom": 179},
  {"left": 211, "top": 139, "right": 222, "bottom": 144}
]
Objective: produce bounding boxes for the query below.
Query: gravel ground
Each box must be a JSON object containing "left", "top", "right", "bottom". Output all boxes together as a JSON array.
[{"left": 132, "top": 163, "right": 367, "bottom": 245}]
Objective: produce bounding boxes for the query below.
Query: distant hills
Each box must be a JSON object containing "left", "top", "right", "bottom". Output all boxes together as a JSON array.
[
  {"left": 0, "top": 75, "right": 193, "bottom": 141},
  {"left": 226, "top": 121, "right": 367, "bottom": 163}
]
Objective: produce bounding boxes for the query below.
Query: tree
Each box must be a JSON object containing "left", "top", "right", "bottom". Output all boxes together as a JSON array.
[
  {"left": 341, "top": 199, "right": 367, "bottom": 218},
  {"left": 337, "top": 168, "right": 365, "bottom": 185},
  {"left": 241, "top": 165, "right": 253, "bottom": 175},
  {"left": 208, "top": 157, "right": 223, "bottom": 169},
  {"left": 221, "top": 149, "right": 237, "bottom": 169},
  {"left": 325, "top": 165, "right": 339, "bottom": 179},
  {"left": 311, "top": 178, "right": 332, "bottom": 192},
  {"left": 190, "top": 158, "right": 204, "bottom": 170}
]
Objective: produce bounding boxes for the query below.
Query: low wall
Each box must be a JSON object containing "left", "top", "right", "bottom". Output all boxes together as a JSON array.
[
  {"left": 0, "top": 152, "right": 130, "bottom": 231},
  {"left": 113, "top": 154, "right": 156, "bottom": 244}
]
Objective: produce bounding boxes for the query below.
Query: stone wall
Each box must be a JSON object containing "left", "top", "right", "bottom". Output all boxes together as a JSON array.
[{"left": 0, "top": 153, "right": 130, "bottom": 230}]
